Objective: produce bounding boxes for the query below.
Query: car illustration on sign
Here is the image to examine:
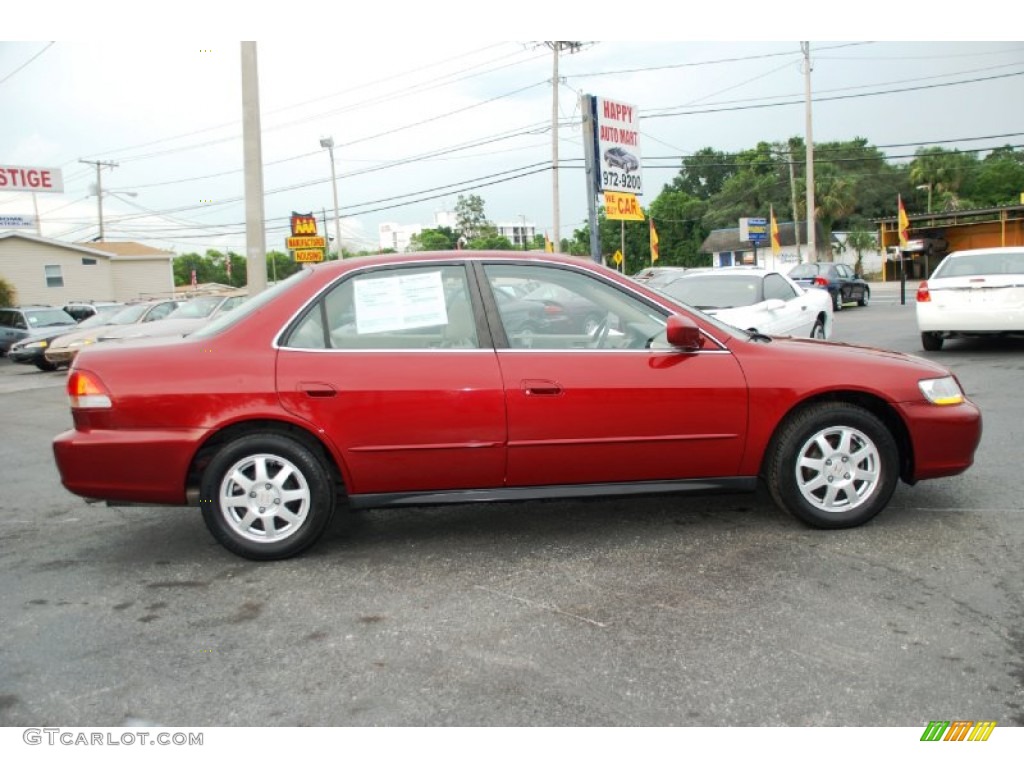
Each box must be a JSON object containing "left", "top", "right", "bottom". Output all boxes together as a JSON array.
[{"left": 603, "top": 147, "right": 639, "bottom": 171}]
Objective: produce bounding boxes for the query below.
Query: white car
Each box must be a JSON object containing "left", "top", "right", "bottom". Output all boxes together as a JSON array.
[
  {"left": 916, "top": 246, "right": 1024, "bottom": 351},
  {"left": 657, "top": 267, "right": 833, "bottom": 339}
]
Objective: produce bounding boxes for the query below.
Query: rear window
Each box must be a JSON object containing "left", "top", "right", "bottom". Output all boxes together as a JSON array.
[
  {"left": 25, "top": 308, "right": 76, "bottom": 327},
  {"left": 787, "top": 264, "right": 820, "bottom": 279},
  {"left": 933, "top": 250, "right": 1024, "bottom": 278}
]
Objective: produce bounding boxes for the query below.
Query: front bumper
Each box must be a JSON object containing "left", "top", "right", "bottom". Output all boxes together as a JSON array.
[{"left": 894, "top": 399, "right": 983, "bottom": 481}]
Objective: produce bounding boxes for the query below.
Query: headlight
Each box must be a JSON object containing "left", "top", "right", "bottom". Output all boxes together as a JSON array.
[
  {"left": 25, "top": 340, "right": 48, "bottom": 349},
  {"left": 919, "top": 376, "right": 965, "bottom": 405}
]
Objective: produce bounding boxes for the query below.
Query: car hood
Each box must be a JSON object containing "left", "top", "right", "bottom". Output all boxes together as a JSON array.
[
  {"left": 12, "top": 326, "right": 77, "bottom": 346},
  {"left": 746, "top": 334, "right": 951, "bottom": 376}
]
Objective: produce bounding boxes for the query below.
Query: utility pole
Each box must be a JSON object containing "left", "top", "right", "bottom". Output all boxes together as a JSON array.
[
  {"left": 79, "top": 159, "right": 118, "bottom": 241},
  {"left": 801, "top": 42, "right": 817, "bottom": 262},
  {"left": 240, "top": 42, "right": 268, "bottom": 294},
  {"left": 545, "top": 42, "right": 582, "bottom": 254},
  {"left": 787, "top": 147, "right": 802, "bottom": 261}
]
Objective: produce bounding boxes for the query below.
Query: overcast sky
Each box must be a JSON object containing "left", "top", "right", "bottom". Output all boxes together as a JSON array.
[{"left": 3, "top": 5, "right": 1021, "bottom": 255}]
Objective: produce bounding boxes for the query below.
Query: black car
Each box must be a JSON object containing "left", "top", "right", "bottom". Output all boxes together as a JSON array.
[
  {"left": 787, "top": 262, "right": 870, "bottom": 311},
  {"left": 0, "top": 306, "right": 78, "bottom": 356},
  {"left": 7, "top": 304, "right": 122, "bottom": 371}
]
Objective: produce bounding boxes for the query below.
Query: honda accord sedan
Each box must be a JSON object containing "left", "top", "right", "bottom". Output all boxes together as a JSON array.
[{"left": 53, "top": 252, "right": 982, "bottom": 560}]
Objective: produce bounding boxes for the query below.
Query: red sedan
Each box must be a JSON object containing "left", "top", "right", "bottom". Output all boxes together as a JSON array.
[{"left": 53, "top": 252, "right": 982, "bottom": 560}]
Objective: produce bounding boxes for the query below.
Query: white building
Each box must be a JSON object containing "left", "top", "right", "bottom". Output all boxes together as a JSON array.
[{"left": 0, "top": 232, "right": 175, "bottom": 305}]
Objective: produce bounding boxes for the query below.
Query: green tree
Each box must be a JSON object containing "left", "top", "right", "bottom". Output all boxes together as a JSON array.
[
  {"left": 0, "top": 275, "right": 16, "bottom": 306},
  {"left": 843, "top": 229, "right": 876, "bottom": 276},
  {"left": 963, "top": 146, "right": 1024, "bottom": 208},
  {"left": 409, "top": 227, "right": 458, "bottom": 251},
  {"left": 466, "top": 232, "right": 514, "bottom": 250},
  {"left": 454, "top": 194, "right": 490, "bottom": 239}
]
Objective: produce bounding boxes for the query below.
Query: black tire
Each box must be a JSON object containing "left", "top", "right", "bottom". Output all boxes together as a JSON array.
[
  {"left": 200, "top": 433, "right": 335, "bottom": 560},
  {"left": 763, "top": 403, "right": 899, "bottom": 529},
  {"left": 810, "top": 318, "right": 826, "bottom": 339},
  {"left": 858, "top": 288, "right": 870, "bottom": 307},
  {"left": 831, "top": 290, "right": 842, "bottom": 311},
  {"left": 35, "top": 360, "right": 58, "bottom": 372},
  {"left": 921, "top": 332, "right": 944, "bottom": 352}
]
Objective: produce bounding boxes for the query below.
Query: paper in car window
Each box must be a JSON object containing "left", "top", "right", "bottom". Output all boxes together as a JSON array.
[{"left": 354, "top": 271, "right": 449, "bottom": 334}]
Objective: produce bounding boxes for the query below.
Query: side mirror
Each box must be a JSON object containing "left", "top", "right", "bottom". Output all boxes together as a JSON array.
[{"left": 665, "top": 314, "right": 705, "bottom": 351}]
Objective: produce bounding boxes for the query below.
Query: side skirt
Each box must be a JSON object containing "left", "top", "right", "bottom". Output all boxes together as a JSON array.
[{"left": 348, "top": 477, "right": 757, "bottom": 510}]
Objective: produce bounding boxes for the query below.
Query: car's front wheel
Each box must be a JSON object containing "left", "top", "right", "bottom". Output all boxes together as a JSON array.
[
  {"left": 200, "top": 433, "right": 336, "bottom": 560},
  {"left": 764, "top": 403, "right": 899, "bottom": 529},
  {"left": 832, "top": 290, "right": 842, "bottom": 311},
  {"left": 810, "top": 318, "right": 826, "bottom": 339}
]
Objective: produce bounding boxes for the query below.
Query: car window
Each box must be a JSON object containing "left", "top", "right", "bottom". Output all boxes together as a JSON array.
[
  {"left": 144, "top": 302, "right": 178, "bottom": 322},
  {"left": 167, "top": 296, "right": 222, "bottom": 319},
  {"left": 26, "top": 308, "right": 76, "bottom": 327},
  {"left": 284, "top": 265, "right": 479, "bottom": 350},
  {"left": 660, "top": 274, "right": 763, "bottom": 310},
  {"left": 834, "top": 264, "right": 852, "bottom": 278},
  {"left": 483, "top": 263, "right": 665, "bottom": 350},
  {"left": 763, "top": 273, "right": 798, "bottom": 301},
  {"left": 787, "top": 263, "right": 819, "bottom": 279},
  {"left": 934, "top": 250, "right": 1024, "bottom": 278}
]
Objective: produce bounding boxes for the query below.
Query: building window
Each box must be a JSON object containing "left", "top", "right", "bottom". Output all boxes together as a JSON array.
[
  {"left": 45, "top": 264, "right": 64, "bottom": 288},
  {"left": 82, "top": 257, "right": 97, "bottom": 266}
]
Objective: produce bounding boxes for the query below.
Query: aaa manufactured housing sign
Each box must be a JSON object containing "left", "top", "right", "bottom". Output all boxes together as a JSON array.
[
  {"left": 286, "top": 236, "right": 326, "bottom": 249},
  {"left": 294, "top": 249, "right": 324, "bottom": 263}
]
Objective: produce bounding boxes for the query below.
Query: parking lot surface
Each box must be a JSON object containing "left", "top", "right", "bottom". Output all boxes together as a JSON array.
[{"left": 1, "top": 286, "right": 1022, "bottom": 727}]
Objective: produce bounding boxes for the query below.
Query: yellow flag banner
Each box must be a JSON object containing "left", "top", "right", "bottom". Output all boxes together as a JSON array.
[
  {"left": 544, "top": 233, "right": 553, "bottom": 253},
  {"left": 649, "top": 219, "right": 660, "bottom": 263},
  {"left": 898, "top": 195, "right": 910, "bottom": 248},
  {"left": 770, "top": 206, "right": 781, "bottom": 255}
]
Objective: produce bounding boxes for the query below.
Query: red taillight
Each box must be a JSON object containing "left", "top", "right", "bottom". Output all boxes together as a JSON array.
[
  {"left": 68, "top": 369, "right": 112, "bottom": 409},
  {"left": 916, "top": 281, "right": 931, "bottom": 303},
  {"left": 813, "top": 276, "right": 828, "bottom": 286},
  {"left": 543, "top": 305, "right": 565, "bottom": 315}
]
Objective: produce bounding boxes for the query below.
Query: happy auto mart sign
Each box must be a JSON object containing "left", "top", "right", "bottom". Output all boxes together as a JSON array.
[
  {"left": 0, "top": 165, "right": 64, "bottom": 193},
  {"left": 596, "top": 96, "right": 642, "bottom": 196}
]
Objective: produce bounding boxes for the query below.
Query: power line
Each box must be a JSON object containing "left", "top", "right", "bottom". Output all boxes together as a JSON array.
[{"left": 0, "top": 41, "right": 54, "bottom": 86}]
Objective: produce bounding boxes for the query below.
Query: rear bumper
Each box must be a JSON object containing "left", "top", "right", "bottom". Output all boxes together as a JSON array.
[
  {"left": 895, "top": 400, "right": 983, "bottom": 481},
  {"left": 917, "top": 302, "right": 1024, "bottom": 333},
  {"left": 53, "top": 427, "right": 208, "bottom": 505}
]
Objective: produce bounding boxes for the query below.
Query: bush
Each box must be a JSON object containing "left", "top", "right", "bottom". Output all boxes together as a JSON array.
[{"left": 0, "top": 276, "right": 16, "bottom": 307}]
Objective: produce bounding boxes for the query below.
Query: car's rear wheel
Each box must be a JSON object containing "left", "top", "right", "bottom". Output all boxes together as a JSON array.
[
  {"left": 764, "top": 403, "right": 899, "bottom": 529},
  {"left": 810, "top": 318, "right": 826, "bottom": 339},
  {"left": 858, "top": 288, "right": 870, "bottom": 307},
  {"left": 921, "top": 332, "right": 944, "bottom": 351},
  {"left": 200, "top": 433, "right": 335, "bottom": 560}
]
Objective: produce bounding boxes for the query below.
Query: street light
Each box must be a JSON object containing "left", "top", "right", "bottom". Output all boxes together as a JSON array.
[
  {"left": 916, "top": 183, "right": 933, "bottom": 214},
  {"left": 320, "top": 136, "right": 342, "bottom": 259}
]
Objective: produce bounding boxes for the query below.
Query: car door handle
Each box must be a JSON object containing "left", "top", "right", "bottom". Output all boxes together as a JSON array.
[
  {"left": 521, "top": 379, "right": 563, "bottom": 396},
  {"left": 300, "top": 381, "right": 337, "bottom": 398}
]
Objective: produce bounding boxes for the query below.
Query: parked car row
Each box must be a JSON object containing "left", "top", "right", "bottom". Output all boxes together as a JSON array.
[{"left": 2, "top": 293, "right": 248, "bottom": 371}]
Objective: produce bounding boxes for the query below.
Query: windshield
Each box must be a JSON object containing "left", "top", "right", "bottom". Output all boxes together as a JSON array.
[
  {"left": 191, "top": 271, "right": 309, "bottom": 339},
  {"left": 26, "top": 308, "right": 76, "bottom": 327},
  {"left": 109, "top": 304, "right": 150, "bottom": 324},
  {"left": 75, "top": 306, "right": 125, "bottom": 328},
  {"left": 659, "top": 275, "right": 762, "bottom": 309},
  {"left": 167, "top": 296, "right": 224, "bottom": 319}
]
